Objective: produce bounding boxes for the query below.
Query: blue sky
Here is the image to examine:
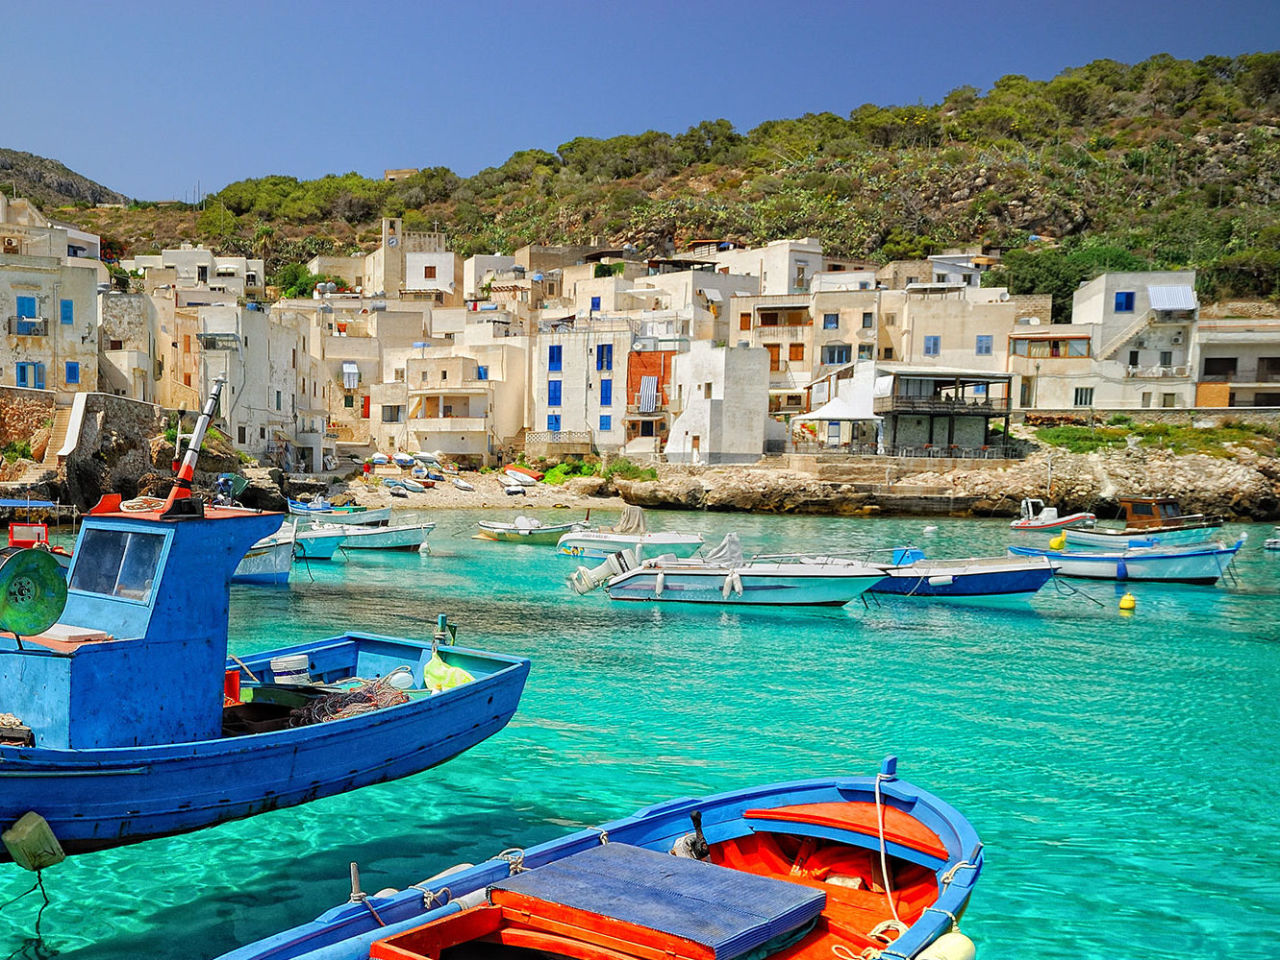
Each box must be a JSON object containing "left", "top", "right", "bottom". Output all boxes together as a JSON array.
[{"left": 9, "top": 0, "right": 1280, "bottom": 199}]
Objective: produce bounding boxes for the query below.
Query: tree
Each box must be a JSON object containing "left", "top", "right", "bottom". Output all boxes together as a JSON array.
[{"left": 196, "top": 203, "right": 238, "bottom": 242}]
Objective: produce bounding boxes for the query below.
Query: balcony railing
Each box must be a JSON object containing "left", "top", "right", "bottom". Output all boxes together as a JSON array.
[
  {"left": 1200, "top": 370, "right": 1280, "bottom": 383},
  {"left": 527, "top": 430, "right": 591, "bottom": 446},
  {"left": 1125, "top": 364, "right": 1189, "bottom": 379},
  {"left": 7, "top": 316, "right": 48, "bottom": 336},
  {"left": 873, "top": 395, "right": 1011, "bottom": 414}
]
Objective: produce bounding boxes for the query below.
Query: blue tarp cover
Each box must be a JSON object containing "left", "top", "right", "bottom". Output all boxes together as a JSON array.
[
  {"left": 489, "top": 843, "right": 825, "bottom": 960},
  {"left": 0, "top": 499, "right": 56, "bottom": 508}
]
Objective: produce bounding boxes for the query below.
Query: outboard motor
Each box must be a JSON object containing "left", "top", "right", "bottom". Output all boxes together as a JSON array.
[{"left": 569, "top": 549, "right": 638, "bottom": 594}]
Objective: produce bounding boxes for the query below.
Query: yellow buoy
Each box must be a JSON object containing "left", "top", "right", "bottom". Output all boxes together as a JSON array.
[
  {"left": 1119, "top": 591, "right": 1136, "bottom": 611},
  {"left": 1049, "top": 533, "right": 1066, "bottom": 551}
]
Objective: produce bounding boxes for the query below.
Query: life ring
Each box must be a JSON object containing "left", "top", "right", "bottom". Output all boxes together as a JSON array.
[{"left": 120, "top": 496, "right": 166, "bottom": 512}]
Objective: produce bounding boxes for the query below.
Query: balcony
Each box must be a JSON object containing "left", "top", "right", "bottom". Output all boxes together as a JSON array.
[
  {"left": 410, "top": 380, "right": 492, "bottom": 396},
  {"left": 756, "top": 325, "right": 811, "bottom": 342},
  {"left": 409, "top": 416, "right": 488, "bottom": 433},
  {"left": 1124, "top": 365, "right": 1189, "bottom": 379},
  {"left": 7, "top": 316, "right": 48, "bottom": 336},
  {"left": 874, "top": 395, "right": 1011, "bottom": 415}
]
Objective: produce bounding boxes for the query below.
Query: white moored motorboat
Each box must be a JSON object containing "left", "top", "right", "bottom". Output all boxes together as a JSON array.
[
  {"left": 1009, "top": 498, "right": 1095, "bottom": 531},
  {"left": 1009, "top": 538, "right": 1244, "bottom": 585},
  {"left": 287, "top": 499, "right": 392, "bottom": 525},
  {"left": 292, "top": 524, "right": 347, "bottom": 560},
  {"left": 557, "top": 505, "right": 702, "bottom": 560},
  {"left": 233, "top": 527, "right": 296, "bottom": 585},
  {"left": 314, "top": 521, "right": 435, "bottom": 551},
  {"left": 477, "top": 516, "right": 590, "bottom": 544},
  {"left": 570, "top": 534, "right": 885, "bottom": 606}
]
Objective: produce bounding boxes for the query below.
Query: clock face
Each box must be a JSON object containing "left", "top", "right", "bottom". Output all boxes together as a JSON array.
[{"left": 387, "top": 236, "right": 399, "bottom": 247}]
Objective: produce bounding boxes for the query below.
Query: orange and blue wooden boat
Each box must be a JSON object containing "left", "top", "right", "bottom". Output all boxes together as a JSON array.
[{"left": 219, "top": 758, "right": 982, "bottom": 960}]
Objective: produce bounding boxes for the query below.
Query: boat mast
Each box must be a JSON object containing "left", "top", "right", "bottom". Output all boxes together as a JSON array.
[{"left": 163, "top": 377, "right": 226, "bottom": 515}]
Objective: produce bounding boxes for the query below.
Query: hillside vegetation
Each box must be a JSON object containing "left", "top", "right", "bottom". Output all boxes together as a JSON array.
[
  {"left": 51, "top": 52, "right": 1280, "bottom": 303},
  {"left": 0, "top": 148, "right": 129, "bottom": 208}
]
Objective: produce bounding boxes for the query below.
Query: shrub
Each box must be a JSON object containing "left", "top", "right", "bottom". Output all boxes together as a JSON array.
[
  {"left": 602, "top": 457, "right": 659, "bottom": 482},
  {"left": 1107, "top": 413, "right": 1134, "bottom": 426}
]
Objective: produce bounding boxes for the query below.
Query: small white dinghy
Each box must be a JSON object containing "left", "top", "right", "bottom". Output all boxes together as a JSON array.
[
  {"left": 314, "top": 521, "right": 436, "bottom": 551},
  {"left": 452, "top": 477, "right": 475, "bottom": 492},
  {"left": 400, "top": 478, "right": 426, "bottom": 493},
  {"left": 557, "top": 505, "right": 703, "bottom": 560}
]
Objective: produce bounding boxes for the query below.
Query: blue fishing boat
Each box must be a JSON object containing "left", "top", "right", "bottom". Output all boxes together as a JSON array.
[
  {"left": 0, "top": 381, "right": 529, "bottom": 864},
  {"left": 219, "top": 758, "right": 982, "bottom": 960},
  {"left": 870, "top": 548, "right": 1058, "bottom": 600},
  {"left": 1010, "top": 538, "right": 1244, "bottom": 584}
]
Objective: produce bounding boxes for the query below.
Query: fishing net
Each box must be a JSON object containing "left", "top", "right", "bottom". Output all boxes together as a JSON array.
[{"left": 289, "top": 670, "right": 410, "bottom": 726}]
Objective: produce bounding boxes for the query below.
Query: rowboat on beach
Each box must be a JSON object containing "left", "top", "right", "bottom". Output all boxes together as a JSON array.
[
  {"left": 1009, "top": 538, "right": 1244, "bottom": 584},
  {"left": 217, "top": 758, "right": 983, "bottom": 960},
  {"left": 0, "top": 381, "right": 528, "bottom": 865}
]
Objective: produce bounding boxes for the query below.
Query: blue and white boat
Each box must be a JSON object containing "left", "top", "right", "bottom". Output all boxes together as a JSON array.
[
  {"left": 1009, "top": 538, "right": 1244, "bottom": 584},
  {"left": 1062, "top": 496, "right": 1221, "bottom": 549},
  {"left": 869, "top": 548, "right": 1058, "bottom": 601},
  {"left": 218, "top": 758, "right": 983, "bottom": 960},
  {"left": 287, "top": 499, "right": 392, "bottom": 525},
  {"left": 0, "top": 381, "right": 529, "bottom": 863}
]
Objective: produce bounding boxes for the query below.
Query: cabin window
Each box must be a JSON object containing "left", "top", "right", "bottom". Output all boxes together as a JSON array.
[
  {"left": 1131, "top": 502, "right": 1154, "bottom": 516},
  {"left": 69, "top": 529, "right": 166, "bottom": 603}
]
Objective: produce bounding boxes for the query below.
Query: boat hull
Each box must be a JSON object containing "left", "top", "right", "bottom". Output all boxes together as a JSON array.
[
  {"left": 217, "top": 771, "right": 982, "bottom": 960},
  {"left": 1063, "top": 524, "right": 1220, "bottom": 548},
  {"left": 872, "top": 560, "right": 1056, "bottom": 598},
  {"left": 1009, "top": 541, "right": 1242, "bottom": 584},
  {"left": 1009, "top": 512, "right": 1095, "bottom": 531},
  {"left": 477, "top": 521, "right": 584, "bottom": 544},
  {"left": 288, "top": 503, "right": 392, "bottom": 525},
  {"left": 293, "top": 530, "right": 346, "bottom": 560},
  {"left": 334, "top": 522, "right": 434, "bottom": 550},
  {"left": 232, "top": 535, "right": 295, "bottom": 585},
  {"left": 0, "top": 637, "right": 529, "bottom": 859},
  {"left": 605, "top": 565, "right": 883, "bottom": 605},
  {"left": 558, "top": 532, "right": 703, "bottom": 560}
]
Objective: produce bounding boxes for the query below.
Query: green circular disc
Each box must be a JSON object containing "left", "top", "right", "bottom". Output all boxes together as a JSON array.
[{"left": 0, "top": 548, "right": 68, "bottom": 637}]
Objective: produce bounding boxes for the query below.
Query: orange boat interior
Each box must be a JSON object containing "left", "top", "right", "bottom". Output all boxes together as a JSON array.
[{"left": 372, "top": 802, "right": 947, "bottom": 960}]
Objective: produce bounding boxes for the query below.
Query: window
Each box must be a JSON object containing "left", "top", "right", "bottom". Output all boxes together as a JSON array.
[
  {"left": 183, "top": 373, "right": 191, "bottom": 387},
  {"left": 884, "top": 313, "right": 897, "bottom": 327},
  {"left": 1115, "top": 291, "right": 1135, "bottom": 312},
  {"left": 60, "top": 299, "right": 73, "bottom": 324},
  {"left": 789, "top": 343, "right": 805, "bottom": 362},
  {"left": 476, "top": 365, "right": 489, "bottom": 380},
  {"left": 906, "top": 277, "right": 917, "bottom": 285},
  {"left": 344, "top": 394, "right": 354, "bottom": 408},
  {"left": 1129, "top": 350, "right": 1140, "bottom": 366},
  {"left": 69, "top": 529, "right": 165, "bottom": 603},
  {"left": 857, "top": 344, "right": 874, "bottom": 360},
  {"left": 596, "top": 343, "right": 613, "bottom": 371},
  {"left": 1160, "top": 350, "right": 1173, "bottom": 366},
  {"left": 197, "top": 265, "right": 208, "bottom": 283},
  {"left": 15, "top": 296, "right": 36, "bottom": 318},
  {"left": 393, "top": 368, "right": 404, "bottom": 382},
  {"left": 423, "top": 265, "right": 437, "bottom": 279},
  {"left": 975, "top": 335, "right": 992, "bottom": 356},
  {"left": 441, "top": 369, "right": 448, "bottom": 380},
  {"left": 882, "top": 347, "right": 894, "bottom": 360},
  {"left": 861, "top": 312, "right": 874, "bottom": 329},
  {"left": 381, "top": 405, "right": 405, "bottom": 423},
  {"left": 760, "top": 311, "right": 779, "bottom": 327},
  {"left": 259, "top": 426, "right": 266, "bottom": 439},
  {"left": 739, "top": 312, "right": 751, "bottom": 331},
  {"left": 16, "top": 362, "right": 45, "bottom": 389},
  {"left": 859, "top": 281, "right": 871, "bottom": 290},
  {"left": 590, "top": 295, "right": 601, "bottom": 311},
  {"left": 292, "top": 348, "right": 297, "bottom": 368},
  {"left": 1161, "top": 393, "right": 1177, "bottom": 408},
  {"left": 600, "top": 379, "right": 612, "bottom": 406},
  {"left": 823, "top": 313, "right": 839, "bottom": 330},
  {"left": 238, "top": 426, "right": 247, "bottom": 444},
  {"left": 65, "top": 361, "right": 79, "bottom": 384},
  {"left": 1142, "top": 392, "right": 1152, "bottom": 408},
  {"left": 275, "top": 390, "right": 282, "bottom": 411},
  {"left": 765, "top": 344, "right": 781, "bottom": 371},
  {"left": 547, "top": 414, "right": 561, "bottom": 431},
  {"left": 109, "top": 339, "right": 123, "bottom": 350},
  {"left": 822, "top": 344, "right": 851, "bottom": 365},
  {"left": 548, "top": 345, "right": 562, "bottom": 371},
  {"left": 599, "top": 415, "right": 612, "bottom": 431},
  {"left": 923, "top": 336, "right": 941, "bottom": 357},
  {"left": 1011, "top": 338, "right": 1090, "bottom": 358},
  {"left": 548, "top": 379, "right": 562, "bottom": 406},
  {"left": 1073, "top": 387, "right": 1094, "bottom": 407}
]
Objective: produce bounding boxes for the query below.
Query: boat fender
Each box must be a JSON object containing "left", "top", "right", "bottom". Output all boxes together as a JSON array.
[
  {"left": 654, "top": 571, "right": 665, "bottom": 596},
  {"left": 918, "top": 931, "right": 976, "bottom": 960},
  {"left": 721, "top": 575, "right": 733, "bottom": 600},
  {"left": 731, "top": 570, "right": 743, "bottom": 596},
  {"left": 927, "top": 575, "right": 955, "bottom": 586},
  {"left": 375, "top": 888, "right": 399, "bottom": 899},
  {"left": 1116, "top": 559, "right": 1128, "bottom": 581},
  {"left": 1, "top": 811, "right": 66, "bottom": 872},
  {"left": 1049, "top": 534, "right": 1066, "bottom": 551}
]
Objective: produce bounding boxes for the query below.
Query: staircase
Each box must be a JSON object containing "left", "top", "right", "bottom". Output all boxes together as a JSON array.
[
  {"left": 1097, "top": 312, "right": 1153, "bottom": 360},
  {"left": 8, "top": 407, "right": 73, "bottom": 489}
]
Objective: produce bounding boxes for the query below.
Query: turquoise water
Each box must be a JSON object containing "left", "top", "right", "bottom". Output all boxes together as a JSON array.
[{"left": 3, "top": 509, "right": 1279, "bottom": 959}]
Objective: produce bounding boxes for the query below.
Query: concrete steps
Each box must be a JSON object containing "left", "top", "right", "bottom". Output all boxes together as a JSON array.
[{"left": 11, "top": 406, "right": 72, "bottom": 487}]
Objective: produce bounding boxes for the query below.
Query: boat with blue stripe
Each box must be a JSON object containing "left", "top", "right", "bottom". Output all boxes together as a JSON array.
[
  {"left": 218, "top": 758, "right": 983, "bottom": 960},
  {"left": 1009, "top": 537, "right": 1244, "bottom": 584},
  {"left": 869, "top": 548, "right": 1058, "bottom": 600}
]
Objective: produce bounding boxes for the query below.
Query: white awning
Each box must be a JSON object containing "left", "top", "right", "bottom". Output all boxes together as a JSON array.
[
  {"left": 1147, "top": 285, "right": 1197, "bottom": 311},
  {"left": 639, "top": 375, "right": 658, "bottom": 413},
  {"left": 341, "top": 361, "right": 359, "bottom": 390},
  {"left": 734, "top": 290, "right": 755, "bottom": 297},
  {"left": 793, "top": 393, "right": 880, "bottom": 422},
  {"left": 701, "top": 288, "right": 723, "bottom": 302}
]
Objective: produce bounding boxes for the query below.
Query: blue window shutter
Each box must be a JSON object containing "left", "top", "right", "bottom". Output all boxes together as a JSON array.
[
  {"left": 600, "top": 379, "right": 612, "bottom": 406},
  {"left": 590, "top": 296, "right": 601, "bottom": 311},
  {"left": 1115, "top": 291, "right": 1135, "bottom": 312},
  {"left": 547, "top": 414, "right": 561, "bottom": 431},
  {"left": 476, "top": 365, "right": 488, "bottom": 380},
  {"left": 65, "top": 361, "right": 80, "bottom": 384},
  {"left": 976, "top": 335, "right": 992, "bottom": 356},
  {"left": 16, "top": 364, "right": 28, "bottom": 388},
  {"left": 16, "top": 296, "right": 36, "bottom": 319},
  {"left": 924, "top": 336, "right": 940, "bottom": 356},
  {"left": 34, "top": 364, "right": 45, "bottom": 390},
  {"left": 60, "top": 299, "right": 74, "bottom": 324},
  {"left": 548, "top": 379, "right": 562, "bottom": 406},
  {"left": 548, "top": 345, "right": 562, "bottom": 371},
  {"left": 823, "top": 313, "right": 838, "bottom": 329},
  {"left": 599, "top": 415, "right": 612, "bottom": 431}
]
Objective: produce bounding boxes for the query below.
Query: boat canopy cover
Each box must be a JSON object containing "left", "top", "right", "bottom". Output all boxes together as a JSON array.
[
  {"left": 639, "top": 375, "right": 659, "bottom": 413},
  {"left": 488, "top": 842, "right": 826, "bottom": 960},
  {"left": 615, "top": 505, "right": 648, "bottom": 534},
  {"left": 704, "top": 532, "right": 745, "bottom": 567}
]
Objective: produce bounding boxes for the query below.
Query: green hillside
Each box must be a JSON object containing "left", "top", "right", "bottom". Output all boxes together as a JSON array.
[{"left": 63, "top": 52, "right": 1280, "bottom": 301}]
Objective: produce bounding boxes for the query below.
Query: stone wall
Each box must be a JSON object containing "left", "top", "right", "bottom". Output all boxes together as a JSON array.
[
  {"left": 0, "top": 386, "right": 54, "bottom": 448},
  {"left": 63, "top": 394, "right": 165, "bottom": 506},
  {"left": 1015, "top": 407, "right": 1280, "bottom": 428}
]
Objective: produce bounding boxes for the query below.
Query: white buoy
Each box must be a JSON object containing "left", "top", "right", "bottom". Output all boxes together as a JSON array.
[
  {"left": 918, "top": 931, "right": 977, "bottom": 960},
  {"left": 923, "top": 525, "right": 939, "bottom": 534}
]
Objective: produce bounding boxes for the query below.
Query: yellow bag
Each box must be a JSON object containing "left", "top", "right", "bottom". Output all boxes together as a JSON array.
[{"left": 423, "top": 651, "right": 474, "bottom": 692}]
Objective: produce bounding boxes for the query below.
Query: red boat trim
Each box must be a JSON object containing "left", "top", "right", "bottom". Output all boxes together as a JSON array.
[{"left": 743, "top": 802, "right": 948, "bottom": 861}]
